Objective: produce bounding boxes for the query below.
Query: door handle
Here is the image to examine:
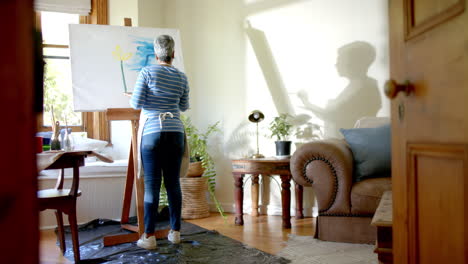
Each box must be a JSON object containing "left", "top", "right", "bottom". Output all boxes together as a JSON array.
[{"left": 384, "top": 80, "right": 413, "bottom": 99}]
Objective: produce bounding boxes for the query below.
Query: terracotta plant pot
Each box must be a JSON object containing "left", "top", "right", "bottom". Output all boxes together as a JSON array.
[{"left": 187, "top": 161, "right": 205, "bottom": 177}]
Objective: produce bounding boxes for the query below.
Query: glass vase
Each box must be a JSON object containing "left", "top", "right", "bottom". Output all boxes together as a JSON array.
[{"left": 62, "top": 128, "right": 74, "bottom": 151}]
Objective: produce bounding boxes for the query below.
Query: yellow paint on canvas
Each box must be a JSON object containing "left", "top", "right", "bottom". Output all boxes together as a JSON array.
[{"left": 112, "top": 45, "right": 133, "bottom": 61}]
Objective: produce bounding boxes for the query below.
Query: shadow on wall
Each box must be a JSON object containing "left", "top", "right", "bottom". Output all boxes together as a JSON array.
[
  {"left": 225, "top": 120, "right": 257, "bottom": 158},
  {"left": 232, "top": 10, "right": 381, "bottom": 216},
  {"left": 245, "top": 21, "right": 321, "bottom": 143},
  {"left": 245, "top": 21, "right": 295, "bottom": 116},
  {"left": 298, "top": 41, "right": 382, "bottom": 137}
]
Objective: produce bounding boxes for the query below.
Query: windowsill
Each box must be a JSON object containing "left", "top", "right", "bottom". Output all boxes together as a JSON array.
[{"left": 38, "top": 159, "right": 128, "bottom": 179}]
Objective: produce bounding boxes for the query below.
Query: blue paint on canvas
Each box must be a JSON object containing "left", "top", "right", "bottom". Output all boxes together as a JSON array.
[{"left": 126, "top": 36, "right": 156, "bottom": 72}]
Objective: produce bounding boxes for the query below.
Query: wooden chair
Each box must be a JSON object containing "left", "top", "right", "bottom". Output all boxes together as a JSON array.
[{"left": 38, "top": 152, "right": 87, "bottom": 263}]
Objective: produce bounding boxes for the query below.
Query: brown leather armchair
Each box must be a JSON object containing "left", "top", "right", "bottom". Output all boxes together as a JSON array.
[{"left": 290, "top": 117, "right": 391, "bottom": 244}]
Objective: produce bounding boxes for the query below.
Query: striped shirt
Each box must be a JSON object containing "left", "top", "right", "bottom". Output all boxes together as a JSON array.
[{"left": 130, "top": 65, "right": 190, "bottom": 136}]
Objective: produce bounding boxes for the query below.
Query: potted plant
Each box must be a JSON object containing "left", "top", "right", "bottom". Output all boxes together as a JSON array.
[
  {"left": 269, "top": 113, "right": 293, "bottom": 157},
  {"left": 181, "top": 115, "right": 225, "bottom": 218}
]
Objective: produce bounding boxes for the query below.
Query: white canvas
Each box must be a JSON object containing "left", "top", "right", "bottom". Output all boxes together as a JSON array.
[{"left": 69, "top": 24, "right": 185, "bottom": 111}]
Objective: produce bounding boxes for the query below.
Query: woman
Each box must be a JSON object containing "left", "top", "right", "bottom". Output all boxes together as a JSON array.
[{"left": 129, "top": 35, "right": 189, "bottom": 250}]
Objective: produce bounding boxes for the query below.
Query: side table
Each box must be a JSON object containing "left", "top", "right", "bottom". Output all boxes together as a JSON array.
[{"left": 232, "top": 158, "right": 304, "bottom": 229}]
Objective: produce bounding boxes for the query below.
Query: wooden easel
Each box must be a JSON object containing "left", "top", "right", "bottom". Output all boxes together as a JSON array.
[{"left": 102, "top": 18, "right": 169, "bottom": 246}]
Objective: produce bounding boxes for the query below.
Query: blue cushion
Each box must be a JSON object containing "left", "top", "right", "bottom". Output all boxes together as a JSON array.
[{"left": 340, "top": 124, "right": 391, "bottom": 182}]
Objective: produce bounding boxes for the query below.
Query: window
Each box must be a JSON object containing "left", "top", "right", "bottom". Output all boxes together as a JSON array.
[
  {"left": 35, "top": 0, "right": 110, "bottom": 140},
  {"left": 38, "top": 11, "right": 83, "bottom": 131}
]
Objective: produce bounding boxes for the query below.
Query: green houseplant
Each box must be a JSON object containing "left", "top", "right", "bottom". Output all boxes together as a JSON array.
[
  {"left": 181, "top": 115, "right": 226, "bottom": 218},
  {"left": 269, "top": 113, "right": 293, "bottom": 157}
]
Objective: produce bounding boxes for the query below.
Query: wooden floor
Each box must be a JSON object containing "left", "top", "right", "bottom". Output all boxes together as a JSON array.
[{"left": 39, "top": 213, "right": 315, "bottom": 264}]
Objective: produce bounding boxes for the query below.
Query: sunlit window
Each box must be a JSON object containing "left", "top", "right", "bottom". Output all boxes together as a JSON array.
[{"left": 39, "top": 12, "right": 82, "bottom": 128}]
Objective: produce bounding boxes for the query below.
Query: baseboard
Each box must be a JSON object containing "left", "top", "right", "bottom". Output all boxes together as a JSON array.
[{"left": 208, "top": 202, "right": 318, "bottom": 217}]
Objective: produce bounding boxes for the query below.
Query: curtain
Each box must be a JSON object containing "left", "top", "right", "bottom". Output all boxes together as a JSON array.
[{"left": 34, "top": 0, "right": 91, "bottom": 15}]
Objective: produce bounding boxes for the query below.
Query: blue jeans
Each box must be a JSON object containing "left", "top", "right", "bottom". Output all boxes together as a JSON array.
[{"left": 141, "top": 132, "right": 184, "bottom": 233}]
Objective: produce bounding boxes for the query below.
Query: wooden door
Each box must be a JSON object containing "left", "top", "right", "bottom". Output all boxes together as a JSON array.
[
  {"left": 0, "top": 0, "right": 38, "bottom": 263},
  {"left": 389, "top": 0, "right": 468, "bottom": 263}
]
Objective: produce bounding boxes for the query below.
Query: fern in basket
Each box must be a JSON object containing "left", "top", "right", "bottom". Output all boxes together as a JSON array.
[{"left": 181, "top": 115, "right": 226, "bottom": 218}]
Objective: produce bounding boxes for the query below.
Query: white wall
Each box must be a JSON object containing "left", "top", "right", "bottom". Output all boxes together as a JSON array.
[
  {"left": 138, "top": 0, "right": 165, "bottom": 27},
  {"left": 109, "top": 0, "right": 138, "bottom": 26},
  {"left": 108, "top": 0, "right": 390, "bottom": 217}
]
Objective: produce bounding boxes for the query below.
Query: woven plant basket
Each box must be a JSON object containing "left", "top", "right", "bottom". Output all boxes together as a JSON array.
[{"left": 181, "top": 177, "right": 210, "bottom": 219}]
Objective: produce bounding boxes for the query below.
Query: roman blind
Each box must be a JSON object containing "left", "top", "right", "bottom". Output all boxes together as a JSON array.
[{"left": 34, "top": 0, "right": 91, "bottom": 15}]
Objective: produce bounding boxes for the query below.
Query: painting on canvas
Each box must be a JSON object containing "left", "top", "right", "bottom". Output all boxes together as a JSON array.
[{"left": 69, "top": 24, "right": 184, "bottom": 112}]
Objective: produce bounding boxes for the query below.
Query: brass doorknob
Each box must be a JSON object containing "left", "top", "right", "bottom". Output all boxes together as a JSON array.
[{"left": 384, "top": 80, "right": 413, "bottom": 99}]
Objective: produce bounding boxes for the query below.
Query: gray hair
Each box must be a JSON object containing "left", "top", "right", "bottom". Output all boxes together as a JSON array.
[{"left": 153, "top": 35, "right": 175, "bottom": 63}]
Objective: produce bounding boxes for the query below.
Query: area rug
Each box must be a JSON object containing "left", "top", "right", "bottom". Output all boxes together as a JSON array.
[
  {"left": 277, "top": 234, "right": 377, "bottom": 264},
  {"left": 59, "top": 218, "right": 290, "bottom": 264}
]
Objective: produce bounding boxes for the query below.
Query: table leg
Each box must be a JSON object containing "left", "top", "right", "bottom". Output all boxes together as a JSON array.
[
  {"left": 251, "top": 174, "right": 259, "bottom": 216},
  {"left": 280, "top": 175, "right": 292, "bottom": 229},
  {"left": 295, "top": 182, "right": 304, "bottom": 219},
  {"left": 234, "top": 173, "right": 244, "bottom": 225}
]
